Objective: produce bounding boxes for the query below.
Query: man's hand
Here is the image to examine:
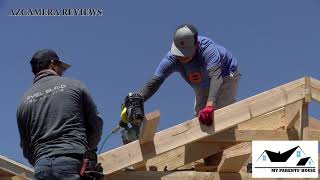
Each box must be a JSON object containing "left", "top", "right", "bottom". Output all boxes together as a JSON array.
[{"left": 198, "top": 106, "right": 215, "bottom": 126}]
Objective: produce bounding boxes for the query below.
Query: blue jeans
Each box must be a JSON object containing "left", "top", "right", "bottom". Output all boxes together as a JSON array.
[{"left": 34, "top": 156, "right": 81, "bottom": 180}]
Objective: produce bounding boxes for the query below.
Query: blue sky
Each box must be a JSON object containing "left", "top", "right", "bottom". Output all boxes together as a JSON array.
[{"left": 0, "top": 0, "right": 319, "bottom": 167}]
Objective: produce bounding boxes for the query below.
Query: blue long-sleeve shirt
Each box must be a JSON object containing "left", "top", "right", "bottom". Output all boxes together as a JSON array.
[{"left": 139, "top": 36, "right": 238, "bottom": 103}]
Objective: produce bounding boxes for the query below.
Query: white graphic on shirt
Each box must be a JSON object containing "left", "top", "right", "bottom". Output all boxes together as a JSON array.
[{"left": 24, "top": 84, "right": 66, "bottom": 104}]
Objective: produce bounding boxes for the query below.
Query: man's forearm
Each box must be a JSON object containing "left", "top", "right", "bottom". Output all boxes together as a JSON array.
[
  {"left": 82, "top": 86, "right": 104, "bottom": 150},
  {"left": 138, "top": 76, "right": 164, "bottom": 102},
  {"left": 87, "top": 133, "right": 101, "bottom": 150},
  {"left": 17, "top": 117, "right": 33, "bottom": 164},
  {"left": 87, "top": 115, "right": 103, "bottom": 150},
  {"left": 207, "top": 66, "right": 223, "bottom": 105}
]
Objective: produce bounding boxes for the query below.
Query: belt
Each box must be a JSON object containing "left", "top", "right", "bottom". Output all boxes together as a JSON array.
[{"left": 50, "top": 153, "right": 84, "bottom": 161}]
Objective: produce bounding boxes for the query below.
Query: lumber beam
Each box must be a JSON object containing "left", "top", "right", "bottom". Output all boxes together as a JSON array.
[
  {"left": 299, "top": 103, "right": 309, "bottom": 139},
  {"left": 238, "top": 100, "right": 303, "bottom": 131},
  {"left": 105, "top": 171, "right": 318, "bottom": 180},
  {"left": 144, "top": 142, "right": 238, "bottom": 171},
  {"left": 298, "top": 77, "right": 311, "bottom": 139},
  {"left": 201, "top": 128, "right": 299, "bottom": 142},
  {"left": 133, "top": 111, "right": 160, "bottom": 170},
  {"left": 144, "top": 127, "right": 294, "bottom": 171},
  {"left": 0, "top": 177, "right": 13, "bottom": 180},
  {"left": 305, "top": 116, "right": 320, "bottom": 140},
  {"left": 11, "top": 173, "right": 29, "bottom": 180},
  {"left": 304, "top": 77, "right": 312, "bottom": 102},
  {"left": 195, "top": 143, "right": 251, "bottom": 172},
  {"left": 105, "top": 171, "right": 252, "bottom": 180},
  {"left": 284, "top": 100, "right": 303, "bottom": 129},
  {"left": 0, "top": 155, "right": 33, "bottom": 179},
  {"left": 303, "top": 127, "right": 320, "bottom": 140},
  {"left": 142, "top": 128, "right": 299, "bottom": 171},
  {"left": 310, "top": 77, "right": 320, "bottom": 103},
  {"left": 237, "top": 107, "right": 285, "bottom": 130},
  {"left": 290, "top": 103, "right": 309, "bottom": 140},
  {"left": 0, "top": 169, "right": 15, "bottom": 177},
  {"left": 139, "top": 111, "right": 160, "bottom": 144},
  {"left": 311, "top": 86, "right": 320, "bottom": 103},
  {"left": 217, "top": 142, "right": 251, "bottom": 173},
  {"left": 309, "top": 116, "right": 320, "bottom": 130},
  {"left": 98, "top": 78, "right": 305, "bottom": 174}
]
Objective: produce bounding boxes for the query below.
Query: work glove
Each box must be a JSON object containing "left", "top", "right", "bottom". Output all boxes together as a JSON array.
[
  {"left": 198, "top": 106, "right": 215, "bottom": 126},
  {"left": 119, "top": 104, "right": 128, "bottom": 127}
]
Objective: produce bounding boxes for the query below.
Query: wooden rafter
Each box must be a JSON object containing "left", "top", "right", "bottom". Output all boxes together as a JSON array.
[
  {"left": 140, "top": 105, "right": 302, "bottom": 172},
  {"left": 143, "top": 128, "right": 301, "bottom": 172},
  {"left": 144, "top": 142, "right": 238, "bottom": 171},
  {"left": 311, "top": 77, "right": 320, "bottom": 103},
  {"left": 105, "top": 171, "right": 318, "bottom": 180},
  {"left": 202, "top": 128, "right": 299, "bottom": 142},
  {"left": 284, "top": 100, "right": 303, "bottom": 130},
  {"left": 309, "top": 116, "right": 320, "bottom": 129},
  {"left": 217, "top": 142, "right": 251, "bottom": 173},
  {"left": 139, "top": 111, "right": 160, "bottom": 144},
  {"left": 0, "top": 155, "right": 33, "bottom": 179},
  {"left": 303, "top": 116, "right": 320, "bottom": 140},
  {"left": 105, "top": 171, "right": 251, "bottom": 180},
  {"left": 237, "top": 107, "right": 285, "bottom": 130},
  {"left": 211, "top": 100, "right": 303, "bottom": 173},
  {"left": 98, "top": 78, "right": 306, "bottom": 174},
  {"left": 299, "top": 103, "right": 309, "bottom": 139},
  {"left": 137, "top": 104, "right": 304, "bottom": 171},
  {"left": 133, "top": 111, "right": 160, "bottom": 170}
]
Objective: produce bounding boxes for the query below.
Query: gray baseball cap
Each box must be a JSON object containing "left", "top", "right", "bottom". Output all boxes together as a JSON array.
[{"left": 171, "top": 24, "right": 198, "bottom": 57}]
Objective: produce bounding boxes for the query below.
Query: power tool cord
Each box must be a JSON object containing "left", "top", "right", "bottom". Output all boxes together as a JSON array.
[{"left": 98, "top": 126, "right": 121, "bottom": 154}]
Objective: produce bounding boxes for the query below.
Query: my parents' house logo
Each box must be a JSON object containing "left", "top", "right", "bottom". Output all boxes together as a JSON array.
[
  {"left": 257, "top": 146, "right": 315, "bottom": 166},
  {"left": 252, "top": 141, "right": 318, "bottom": 178}
]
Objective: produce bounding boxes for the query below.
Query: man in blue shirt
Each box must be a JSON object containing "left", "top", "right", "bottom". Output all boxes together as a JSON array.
[
  {"left": 123, "top": 24, "right": 240, "bottom": 124},
  {"left": 122, "top": 24, "right": 240, "bottom": 165}
]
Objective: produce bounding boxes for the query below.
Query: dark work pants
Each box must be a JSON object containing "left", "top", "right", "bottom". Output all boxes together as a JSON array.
[{"left": 34, "top": 156, "right": 81, "bottom": 180}]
